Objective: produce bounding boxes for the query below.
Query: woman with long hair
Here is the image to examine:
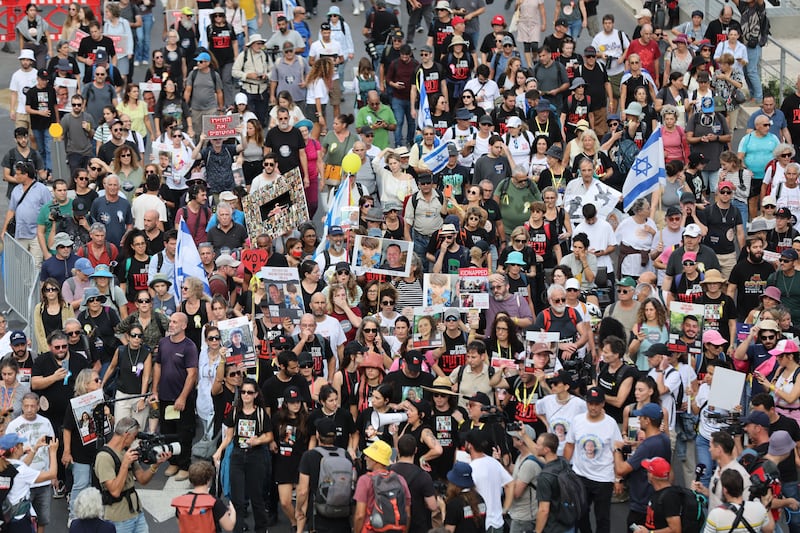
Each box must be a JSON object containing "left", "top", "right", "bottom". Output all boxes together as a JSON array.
[
  {"left": 160, "top": 29, "right": 187, "bottom": 86},
  {"left": 93, "top": 106, "right": 120, "bottom": 151},
  {"left": 622, "top": 376, "right": 668, "bottom": 441},
  {"left": 144, "top": 49, "right": 170, "bottom": 85},
  {"left": 395, "top": 397, "right": 443, "bottom": 469},
  {"left": 297, "top": 352, "right": 327, "bottom": 409},
  {"left": 103, "top": 3, "right": 134, "bottom": 80},
  {"left": 179, "top": 276, "right": 213, "bottom": 350},
  {"left": 655, "top": 71, "right": 689, "bottom": 127},
  {"left": 237, "top": 118, "right": 268, "bottom": 185},
  {"left": 308, "top": 385, "right": 357, "bottom": 454},
  {"left": 326, "top": 284, "right": 363, "bottom": 342},
  {"left": 196, "top": 324, "right": 226, "bottom": 438},
  {"left": 431, "top": 93, "right": 453, "bottom": 138},
  {"left": 268, "top": 91, "right": 307, "bottom": 128},
  {"left": 117, "top": 230, "right": 152, "bottom": 309},
  {"left": 498, "top": 57, "right": 522, "bottom": 91},
  {"left": 444, "top": 462, "right": 486, "bottom": 532},
  {"left": 375, "top": 284, "right": 399, "bottom": 332},
  {"left": 78, "top": 6, "right": 97, "bottom": 33},
  {"left": 213, "top": 377, "right": 273, "bottom": 533},
  {"left": 358, "top": 280, "right": 381, "bottom": 317},
  {"left": 118, "top": 83, "right": 153, "bottom": 143},
  {"left": 61, "top": 4, "right": 82, "bottom": 47},
  {"left": 0, "top": 360, "right": 28, "bottom": 422},
  {"left": 63, "top": 368, "right": 112, "bottom": 523},
  {"left": 539, "top": 149, "right": 573, "bottom": 195},
  {"left": 571, "top": 130, "right": 616, "bottom": 186},
  {"left": 629, "top": 298, "right": 670, "bottom": 371},
  {"left": 305, "top": 57, "right": 334, "bottom": 139},
  {"left": 332, "top": 342, "right": 364, "bottom": 419},
  {"left": 107, "top": 145, "right": 143, "bottom": 192},
  {"left": 387, "top": 316, "right": 412, "bottom": 358},
  {"left": 457, "top": 89, "right": 486, "bottom": 125},
  {"left": 322, "top": 270, "right": 362, "bottom": 308},
  {"left": 427, "top": 377, "right": 466, "bottom": 481},
  {"left": 115, "top": 285, "right": 169, "bottom": 351},
  {"left": 33, "top": 278, "right": 74, "bottom": 354},
  {"left": 101, "top": 322, "right": 152, "bottom": 428},
  {"left": 354, "top": 57, "right": 378, "bottom": 109},
  {"left": 662, "top": 37, "right": 694, "bottom": 88},
  {"left": 357, "top": 317, "right": 392, "bottom": 367},
  {"left": 154, "top": 79, "right": 192, "bottom": 136},
  {"left": 373, "top": 149, "right": 418, "bottom": 206},
  {"left": 271, "top": 385, "right": 310, "bottom": 529},
  {"left": 355, "top": 383, "right": 394, "bottom": 451},
  {"left": 484, "top": 314, "right": 525, "bottom": 361},
  {"left": 650, "top": 160, "right": 691, "bottom": 222},
  {"left": 354, "top": 351, "right": 386, "bottom": 416},
  {"left": 757, "top": 340, "right": 800, "bottom": 424},
  {"left": 296, "top": 120, "right": 321, "bottom": 218},
  {"left": 225, "top": 0, "right": 247, "bottom": 49},
  {"left": 298, "top": 260, "right": 325, "bottom": 312}
]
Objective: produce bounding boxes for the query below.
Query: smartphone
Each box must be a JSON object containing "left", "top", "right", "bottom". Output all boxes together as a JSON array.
[{"left": 44, "top": 436, "right": 52, "bottom": 444}]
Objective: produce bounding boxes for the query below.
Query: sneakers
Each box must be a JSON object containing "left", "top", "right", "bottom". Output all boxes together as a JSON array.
[
  {"left": 165, "top": 464, "right": 180, "bottom": 476},
  {"left": 134, "top": 60, "right": 141, "bottom": 66},
  {"left": 416, "top": 25, "right": 424, "bottom": 33},
  {"left": 174, "top": 469, "right": 190, "bottom": 481},
  {"left": 353, "top": 8, "right": 361, "bottom": 14},
  {"left": 52, "top": 481, "right": 66, "bottom": 499},
  {"left": 142, "top": 60, "right": 149, "bottom": 65}
]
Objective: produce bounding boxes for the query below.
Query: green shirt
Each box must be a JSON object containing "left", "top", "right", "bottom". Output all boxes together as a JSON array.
[
  {"left": 354, "top": 103, "right": 397, "bottom": 150},
  {"left": 36, "top": 200, "right": 73, "bottom": 253}
]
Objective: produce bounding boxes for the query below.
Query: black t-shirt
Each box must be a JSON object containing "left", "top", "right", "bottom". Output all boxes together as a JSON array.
[
  {"left": 297, "top": 446, "right": 353, "bottom": 527},
  {"left": 704, "top": 19, "right": 742, "bottom": 45},
  {"left": 596, "top": 363, "right": 638, "bottom": 423},
  {"left": 445, "top": 493, "right": 486, "bottom": 533},
  {"left": 507, "top": 374, "right": 547, "bottom": 434},
  {"left": 98, "top": 140, "right": 139, "bottom": 165},
  {"left": 578, "top": 64, "right": 609, "bottom": 111},
  {"left": 307, "top": 408, "right": 355, "bottom": 450},
  {"left": 212, "top": 385, "right": 236, "bottom": 436},
  {"left": 388, "top": 462, "right": 437, "bottom": 533},
  {"left": 644, "top": 487, "right": 682, "bottom": 530},
  {"left": 115, "top": 344, "right": 152, "bottom": 395},
  {"left": 63, "top": 403, "right": 113, "bottom": 464},
  {"left": 77, "top": 308, "right": 121, "bottom": 365},
  {"left": 728, "top": 259, "right": 779, "bottom": 322},
  {"left": 383, "top": 369, "right": 435, "bottom": 404},
  {"left": 770, "top": 413, "right": 800, "bottom": 482},
  {"left": 766, "top": 226, "right": 800, "bottom": 254},
  {"left": 697, "top": 294, "right": 737, "bottom": 345},
  {"left": 429, "top": 406, "right": 466, "bottom": 481},
  {"left": 260, "top": 374, "right": 311, "bottom": 414},
  {"left": 428, "top": 19, "right": 454, "bottom": 59},
  {"left": 25, "top": 86, "right": 57, "bottom": 131},
  {"left": 480, "top": 199, "right": 502, "bottom": 244},
  {"left": 264, "top": 127, "right": 306, "bottom": 175},
  {"left": 77, "top": 36, "right": 117, "bottom": 83},
  {"left": 415, "top": 63, "right": 446, "bottom": 98},
  {"left": 698, "top": 203, "right": 743, "bottom": 255},
  {"left": 119, "top": 256, "right": 151, "bottom": 301},
  {"left": 222, "top": 406, "right": 273, "bottom": 450},
  {"left": 439, "top": 331, "right": 468, "bottom": 375},
  {"left": 207, "top": 24, "right": 236, "bottom": 65},
  {"left": 32, "top": 353, "right": 91, "bottom": 427}
]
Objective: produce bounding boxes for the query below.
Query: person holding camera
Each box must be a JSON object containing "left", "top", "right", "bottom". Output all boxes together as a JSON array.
[
  {"left": 94, "top": 417, "right": 171, "bottom": 533},
  {"left": 0, "top": 432, "right": 58, "bottom": 533},
  {"left": 704, "top": 469, "right": 774, "bottom": 533},
  {"left": 36, "top": 179, "right": 72, "bottom": 261}
]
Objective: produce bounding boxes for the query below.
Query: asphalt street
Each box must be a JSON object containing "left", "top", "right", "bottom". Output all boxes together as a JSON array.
[{"left": 0, "top": 0, "right": 641, "bottom": 530}]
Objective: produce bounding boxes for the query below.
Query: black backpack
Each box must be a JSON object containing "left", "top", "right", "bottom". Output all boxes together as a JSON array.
[
  {"left": 543, "top": 464, "right": 586, "bottom": 527},
  {"left": 92, "top": 446, "right": 138, "bottom": 512},
  {"left": 657, "top": 486, "right": 706, "bottom": 533}
]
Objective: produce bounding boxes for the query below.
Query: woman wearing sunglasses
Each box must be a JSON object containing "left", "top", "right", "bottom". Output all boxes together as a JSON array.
[
  {"left": 115, "top": 289, "right": 169, "bottom": 358},
  {"left": 102, "top": 323, "right": 152, "bottom": 427},
  {"left": 33, "top": 278, "right": 75, "bottom": 355},
  {"left": 210, "top": 350, "right": 244, "bottom": 437},
  {"left": 77, "top": 287, "right": 121, "bottom": 384},
  {"left": 213, "top": 378, "right": 273, "bottom": 533}
]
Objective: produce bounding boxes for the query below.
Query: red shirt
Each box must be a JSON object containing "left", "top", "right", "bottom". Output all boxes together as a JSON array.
[{"left": 627, "top": 39, "right": 662, "bottom": 81}]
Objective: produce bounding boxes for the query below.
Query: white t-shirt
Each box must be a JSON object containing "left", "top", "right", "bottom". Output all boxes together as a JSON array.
[
  {"left": 694, "top": 383, "right": 726, "bottom": 440},
  {"left": 313, "top": 315, "right": 347, "bottom": 360},
  {"left": 615, "top": 216, "right": 657, "bottom": 277},
  {"left": 574, "top": 219, "right": 619, "bottom": 274},
  {"left": 470, "top": 454, "right": 513, "bottom": 529},
  {"left": 305, "top": 77, "right": 330, "bottom": 106},
  {"left": 308, "top": 39, "right": 343, "bottom": 80},
  {"left": 648, "top": 367, "right": 682, "bottom": 430},
  {"left": 6, "top": 460, "right": 39, "bottom": 515},
  {"left": 535, "top": 395, "right": 588, "bottom": 456},
  {"left": 591, "top": 31, "right": 629, "bottom": 76},
  {"left": 704, "top": 501, "right": 770, "bottom": 532},
  {"left": 5, "top": 414, "right": 54, "bottom": 489},
  {"left": 463, "top": 78, "right": 501, "bottom": 112},
  {"left": 10, "top": 69, "right": 37, "bottom": 114},
  {"left": 131, "top": 194, "right": 168, "bottom": 229},
  {"left": 565, "top": 412, "right": 621, "bottom": 482}
]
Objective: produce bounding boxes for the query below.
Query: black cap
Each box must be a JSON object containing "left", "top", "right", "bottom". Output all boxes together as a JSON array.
[
  {"left": 37, "top": 69, "right": 49, "bottom": 79},
  {"left": 585, "top": 387, "right": 605, "bottom": 403},
  {"left": 298, "top": 351, "right": 313, "bottom": 367},
  {"left": 645, "top": 343, "right": 670, "bottom": 358},
  {"left": 688, "top": 153, "right": 706, "bottom": 167},
  {"left": 316, "top": 417, "right": 337, "bottom": 437},
  {"left": 584, "top": 46, "right": 597, "bottom": 56},
  {"left": 72, "top": 197, "right": 89, "bottom": 216},
  {"left": 284, "top": 385, "right": 302, "bottom": 402},
  {"left": 344, "top": 341, "right": 365, "bottom": 356},
  {"left": 465, "top": 392, "right": 491, "bottom": 405},
  {"left": 320, "top": 22, "right": 331, "bottom": 30},
  {"left": 777, "top": 207, "right": 793, "bottom": 219},
  {"left": 666, "top": 206, "right": 681, "bottom": 217},
  {"left": 335, "top": 261, "right": 350, "bottom": 274},
  {"left": 555, "top": 18, "right": 568, "bottom": 26},
  {"left": 546, "top": 369, "right": 572, "bottom": 387},
  {"left": 271, "top": 335, "right": 294, "bottom": 350},
  {"left": 680, "top": 191, "right": 696, "bottom": 204},
  {"left": 417, "top": 172, "right": 434, "bottom": 184},
  {"left": 404, "top": 350, "right": 423, "bottom": 371}
]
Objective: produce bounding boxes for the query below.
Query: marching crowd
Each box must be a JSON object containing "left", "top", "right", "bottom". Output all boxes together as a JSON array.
[{"left": 4, "top": 0, "right": 800, "bottom": 532}]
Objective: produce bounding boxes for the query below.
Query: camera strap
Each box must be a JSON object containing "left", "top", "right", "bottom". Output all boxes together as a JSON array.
[{"left": 727, "top": 503, "right": 758, "bottom": 533}]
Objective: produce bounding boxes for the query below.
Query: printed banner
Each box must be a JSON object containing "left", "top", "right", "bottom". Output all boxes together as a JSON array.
[
  {"left": 412, "top": 305, "right": 444, "bottom": 349},
  {"left": 242, "top": 167, "right": 310, "bottom": 238},
  {"left": 351, "top": 235, "right": 413, "bottom": 277},
  {"left": 218, "top": 316, "right": 257, "bottom": 368},
  {"left": 255, "top": 266, "right": 304, "bottom": 325},
  {"left": 202, "top": 114, "right": 242, "bottom": 139},
  {"left": 457, "top": 268, "right": 489, "bottom": 310},
  {"left": 70, "top": 389, "right": 107, "bottom": 445}
]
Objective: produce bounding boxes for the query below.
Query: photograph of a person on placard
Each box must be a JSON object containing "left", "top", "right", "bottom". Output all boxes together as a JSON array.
[
  {"left": 525, "top": 342, "right": 557, "bottom": 374},
  {"left": 425, "top": 274, "right": 453, "bottom": 306},
  {"left": 412, "top": 314, "right": 443, "bottom": 349},
  {"left": 356, "top": 237, "right": 382, "bottom": 269},
  {"left": 227, "top": 328, "right": 249, "bottom": 357},
  {"left": 379, "top": 242, "right": 407, "bottom": 272},
  {"left": 267, "top": 283, "right": 287, "bottom": 309}
]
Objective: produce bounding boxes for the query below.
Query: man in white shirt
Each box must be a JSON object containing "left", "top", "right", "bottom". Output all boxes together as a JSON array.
[
  {"left": 308, "top": 293, "right": 347, "bottom": 364},
  {"left": 646, "top": 343, "right": 682, "bottom": 432},
  {"left": 691, "top": 430, "right": 752, "bottom": 510},
  {"left": 572, "top": 203, "right": 619, "bottom": 279},
  {"left": 563, "top": 387, "right": 622, "bottom": 533},
  {"left": 591, "top": 14, "right": 629, "bottom": 111},
  {"left": 465, "top": 429, "right": 513, "bottom": 533},
  {"left": 535, "top": 370, "right": 587, "bottom": 455}
]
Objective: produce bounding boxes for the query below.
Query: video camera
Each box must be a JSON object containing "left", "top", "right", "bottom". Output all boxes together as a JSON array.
[
  {"left": 135, "top": 433, "right": 181, "bottom": 464},
  {"left": 706, "top": 411, "right": 744, "bottom": 436}
]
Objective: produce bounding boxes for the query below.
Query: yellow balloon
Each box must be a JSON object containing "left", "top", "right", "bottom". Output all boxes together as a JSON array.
[
  {"left": 48, "top": 123, "right": 63, "bottom": 138},
  {"left": 341, "top": 153, "right": 362, "bottom": 175}
]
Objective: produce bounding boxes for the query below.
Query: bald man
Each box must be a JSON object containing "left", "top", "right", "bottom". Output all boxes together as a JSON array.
[{"left": 151, "top": 311, "right": 198, "bottom": 481}]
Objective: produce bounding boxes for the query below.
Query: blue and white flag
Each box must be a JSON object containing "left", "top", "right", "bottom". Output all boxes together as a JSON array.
[
  {"left": 314, "top": 176, "right": 356, "bottom": 261},
  {"left": 417, "top": 82, "right": 433, "bottom": 132},
  {"left": 175, "top": 220, "right": 211, "bottom": 299},
  {"left": 622, "top": 127, "right": 665, "bottom": 212},
  {"left": 423, "top": 141, "right": 452, "bottom": 174}
]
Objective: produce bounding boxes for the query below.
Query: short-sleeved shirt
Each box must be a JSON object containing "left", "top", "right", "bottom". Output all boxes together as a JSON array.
[
  {"left": 154, "top": 336, "right": 198, "bottom": 402},
  {"left": 388, "top": 462, "right": 437, "bottom": 533},
  {"left": 536, "top": 457, "right": 572, "bottom": 533},
  {"left": 187, "top": 69, "right": 222, "bottom": 109},
  {"left": 94, "top": 447, "right": 139, "bottom": 522},
  {"left": 644, "top": 487, "right": 682, "bottom": 530},
  {"left": 31, "top": 352, "right": 90, "bottom": 427},
  {"left": 353, "top": 470, "right": 412, "bottom": 533},
  {"left": 89, "top": 196, "right": 133, "bottom": 247},
  {"left": 625, "top": 433, "right": 671, "bottom": 513},
  {"left": 222, "top": 406, "right": 272, "bottom": 450},
  {"left": 508, "top": 454, "right": 541, "bottom": 521},
  {"left": 9, "top": 181, "right": 52, "bottom": 240}
]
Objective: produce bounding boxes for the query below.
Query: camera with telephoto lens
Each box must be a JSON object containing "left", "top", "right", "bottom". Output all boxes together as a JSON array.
[
  {"left": 135, "top": 433, "right": 181, "bottom": 464},
  {"left": 706, "top": 411, "right": 744, "bottom": 436},
  {"left": 50, "top": 205, "right": 64, "bottom": 222},
  {"left": 365, "top": 40, "right": 379, "bottom": 60}
]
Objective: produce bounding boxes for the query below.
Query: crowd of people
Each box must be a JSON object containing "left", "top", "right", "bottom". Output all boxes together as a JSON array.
[{"left": 3, "top": 0, "right": 800, "bottom": 532}]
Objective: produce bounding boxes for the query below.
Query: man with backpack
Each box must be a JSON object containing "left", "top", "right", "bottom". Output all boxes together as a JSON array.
[
  {"left": 172, "top": 461, "right": 236, "bottom": 533},
  {"left": 184, "top": 52, "right": 224, "bottom": 144},
  {"left": 633, "top": 458, "right": 683, "bottom": 533},
  {"left": 703, "top": 469, "right": 773, "bottom": 533},
  {"left": 389, "top": 435, "right": 438, "bottom": 533},
  {"left": 354, "top": 440, "right": 411, "bottom": 533},
  {"left": 534, "top": 432, "right": 578, "bottom": 533},
  {"left": 296, "top": 417, "right": 355, "bottom": 533},
  {"left": 507, "top": 424, "right": 543, "bottom": 533}
]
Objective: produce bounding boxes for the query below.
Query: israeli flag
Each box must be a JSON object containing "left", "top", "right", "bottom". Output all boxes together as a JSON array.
[
  {"left": 417, "top": 82, "right": 433, "bottom": 132},
  {"left": 175, "top": 219, "right": 211, "bottom": 299},
  {"left": 622, "top": 127, "right": 665, "bottom": 212},
  {"left": 423, "top": 141, "right": 452, "bottom": 174},
  {"left": 314, "top": 176, "right": 355, "bottom": 260}
]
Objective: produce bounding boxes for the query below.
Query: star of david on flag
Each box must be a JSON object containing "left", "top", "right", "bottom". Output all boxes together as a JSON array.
[
  {"left": 423, "top": 141, "right": 452, "bottom": 174},
  {"left": 622, "top": 126, "right": 665, "bottom": 212},
  {"left": 417, "top": 81, "right": 433, "bottom": 132}
]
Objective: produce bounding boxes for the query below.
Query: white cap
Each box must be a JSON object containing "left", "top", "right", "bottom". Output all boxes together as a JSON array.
[
  {"left": 683, "top": 224, "right": 702, "bottom": 237},
  {"left": 235, "top": 93, "right": 248, "bottom": 106},
  {"left": 565, "top": 278, "right": 581, "bottom": 291},
  {"left": 506, "top": 116, "right": 523, "bottom": 128},
  {"left": 18, "top": 49, "right": 34, "bottom": 61},
  {"left": 762, "top": 195, "right": 777, "bottom": 207}
]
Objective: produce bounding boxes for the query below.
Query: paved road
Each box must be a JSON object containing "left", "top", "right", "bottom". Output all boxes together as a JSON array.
[{"left": 0, "top": 1, "right": 639, "bottom": 530}]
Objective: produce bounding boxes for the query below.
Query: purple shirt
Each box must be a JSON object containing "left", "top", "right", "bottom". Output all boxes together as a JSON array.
[{"left": 155, "top": 336, "right": 198, "bottom": 401}]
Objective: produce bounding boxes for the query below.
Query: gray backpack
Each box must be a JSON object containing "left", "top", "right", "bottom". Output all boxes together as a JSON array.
[{"left": 314, "top": 447, "right": 355, "bottom": 518}]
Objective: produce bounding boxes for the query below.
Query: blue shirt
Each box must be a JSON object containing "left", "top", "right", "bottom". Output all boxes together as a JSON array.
[
  {"left": 40, "top": 252, "right": 79, "bottom": 285},
  {"left": 747, "top": 109, "right": 789, "bottom": 139},
  {"left": 9, "top": 181, "right": 52, "bottom": 240},
  {"left": 626, "top": 433, "right": 672, "bottom": 512}
]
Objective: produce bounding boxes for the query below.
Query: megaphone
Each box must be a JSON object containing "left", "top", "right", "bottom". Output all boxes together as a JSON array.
[{"left": 371, "top": 411, "right": 408, "bottom": 429}]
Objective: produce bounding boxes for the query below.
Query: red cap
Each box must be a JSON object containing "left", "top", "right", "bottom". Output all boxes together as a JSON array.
[
  {"left": 451, "top": 15, "right": 465, "bottom": 25},
  {"left": 642, "top": 457, "right": 671, "bottom": 478},
  {"left": 491, "top": 14, "right": 506, "bottom": 26},
  {"left": 718, "top": 180, "right": 735, "bottom": 192}
]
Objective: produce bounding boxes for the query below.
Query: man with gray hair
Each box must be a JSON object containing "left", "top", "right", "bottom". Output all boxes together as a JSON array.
[
  {"left": 76, "top": 222, "right": 119, "bottom": 267},
  {"left": 484, "top": 273, "right": 534, "bottom": 331},
  {"left": 94, "top": 416, "right": 171, "bottom": 533},
  {"left": 198, "top": 242, "right": 216, "bottom": 279},
  {"left": 89, "top": 175, "right": 133, "bottom": 247},
  {"left": 208, "top": 202, "right": 247, "bottom": 253}
]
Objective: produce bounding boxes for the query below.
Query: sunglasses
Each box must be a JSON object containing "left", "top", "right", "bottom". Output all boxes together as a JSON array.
[
  {"left": 381, "top": 300, "right": 394, "bottom": 305},
  {"left": 227, "top": 371, "right": 242, "bottom": 377},
  {"left": 263, "top": 163, "right": 275, "bottom": 167},
  {"left": 241, "top": 390, "right": 257, "bottom": 395},
  {"left": 445, "top": 317, "right": 458, "bottom": 322},
  {"left": 363, "top": 328, "right": 378, "bottom": 333},
  {"left": 780, "top": 258, "right": 794, "bottom": 263},
  {"left": 71, "top": 103, "right": 82, "bottom": 107},
  {"left": 719, "top": 189, "right": 733, "bottom": 195},
  {"left": 89, "top": 166, "right": 101, "bottom": 171},
  {"left": 514, "top": 238, "right": 526, "bottom": 243},
  {"left": 617, "top": 289, "right": 630, "bottom": 294},
  {"left": 66, "top": 330, "right": 81, "bottom": 336},
  {"left": 551, "top": 297, "right": 566, "bottom": 303},
  {"left": 137, "top": 299, "right": 151, "bottom": 304},
  {"left": 433, "top": 393, "right": 449, "bottom": 398},
  {"left": 87, "top": 297, "right": 103, "bottom": 303},
  {"left": 362, "top": 203, "right": 373, "bottom": 208},
  {"left": 683, "top": 260, "right": 696, "bottom": 266},
  {"left": 567, "top": 288, "right": 580, "bottom": 292},
  {"left": 336, "top": 270, "right": 349, "bottom": 275},
  {"left": 52, "top": 344, "right": 68, "bottom": 350},
  {"left": 780, "top": 154, "right": 793, "bottom": 158},
  {"left": 129, "top": 332, "right": 143, "bottom": 338},
  {"left": 44, "top": 287, "right": 59, "bottom": 292},
  {"left": 299, "top": 363, "right": 313, "bottom": 369},
  {"left": 765, "top": 205, "right": 776, "bottom": 209},
  {"left": 761, "top": 335, "right": 777, "bottom": 341},
  {"left": 76, "top": 176, "right": 88, "bottom": 181}
]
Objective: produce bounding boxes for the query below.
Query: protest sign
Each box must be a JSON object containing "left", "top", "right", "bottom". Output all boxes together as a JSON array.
[
  {"left": 255, "top": 266, "right": 304, "bottom": 324},
  {"left": 218, "top": 316, "right": 256, "bottom": 368},
  {"left": 71, "top": 389, "right": 107, "bottom": 445},
  {"left": 242, "top": 168, "right": 310, "bottom": 238},
  {"left": 457, "top": 268, "right": 489, "bottom": 309},
  {"left": 423, "top": 274, "right": 459, "bottom": 307},
  {"left": 412, "top": 306, "right": 444, "bottom": 349},
  {"left": 202, "top": 114, "right": 241, "bottom": 140},
  {"left": 351, "top": 235, "right": 413, "bottom": 277},
  {"left": 524, "top": 331, "right": 560, "bottom": 374}
]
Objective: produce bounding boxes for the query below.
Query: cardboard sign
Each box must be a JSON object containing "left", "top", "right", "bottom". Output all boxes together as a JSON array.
[
  {"left": 69, "top": 29, "right": 88, "bottom": 51},
  {"left": 241, "top": 249, "right": 269, "bottom": 273},
  {"left": 202, "top": 114, "right": 241, "bottom": 140}
]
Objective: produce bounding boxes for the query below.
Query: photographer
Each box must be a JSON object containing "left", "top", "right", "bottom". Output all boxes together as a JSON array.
[
  {"left": 460, "top": 392, "right": 511, "bottom": 461},
  {"left": 0, "top": 433, "right": 58, "bottom": 533},
  {"left": 36, "top": 178, "right": 72, "bottom": 260},
  {"left": 94, "top": 417, "right": 170, "bottom": 533},
  {"left": 692, "top": 431, "right": 752, "bottom": 510},
  {"left": 704, "top": 469, "right": 774, "bottom": 533}
]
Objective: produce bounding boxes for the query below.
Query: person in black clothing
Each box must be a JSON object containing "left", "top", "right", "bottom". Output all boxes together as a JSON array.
[
  {"left": 383, "top": 350, "right": 435, "bottom": 404},
  {"left": 389, "top": 434, "right": 438, "bottom": 533},
  {"left": 261, "top": 350, "right": 311, "bottom": 415},
  {"left": 751, "top": 392, "right": 800, "bottom": 504},
  {"left": 635, "top": 457, "right": 682, "bottom": 533},
  {"left": 295, "top": 417, "right": 353, "bottom": 533},
  {"left": 25, "top": 69, "right": 57, "bottom": 172},
  {"left": 307, "top": 384, "right": 357, "bottom": 455},
  {"left": 596, "top": 336, "right": 638, "bottom": 424}
]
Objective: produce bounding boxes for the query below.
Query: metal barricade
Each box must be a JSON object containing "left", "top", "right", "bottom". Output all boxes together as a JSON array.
[{"left": 2, "top": 234, "right": 38, "bottom": 352}]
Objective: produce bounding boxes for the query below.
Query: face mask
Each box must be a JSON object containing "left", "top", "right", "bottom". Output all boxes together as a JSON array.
[{"left": 291, "top": 249, "right": 303, "bottom": 258}]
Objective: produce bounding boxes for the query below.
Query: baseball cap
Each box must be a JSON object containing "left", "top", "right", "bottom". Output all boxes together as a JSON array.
[
  {"left": 420, "top": 44, "right": 434, "bottom": 53},
  {"left": 215, "top": 253, "right": 241, "bottom": 267},
  {"left": 235, "top": 93, "right": 248, "bottom": 106},
  {"left": 666, "top": 206, "right": 682, "bottom": 217},
  {"left": 702, "top": 330, "right": 727, "bottom": 346},
  {"left": 742, "top": 410, "right": 770, "bottom": 428},
  {"left": 37, "top": 69, "right": 49, "bottom": 79},
  {"left": 642, "top": 457, "right": 671, "bottom": 478},
  {"left": 762, "top": 195, "right": 777, "bottom": 207},
  {"left": 315, "top": 417, "right": 337, "bottom": 437},
  {"left": 718, "top": 180, "right": 735, "bottom": 192},
  {"left": 555, "top": 18, "right": 568, "bottom": 27},
  {"left": 466, "top": 392, "right": 491, "bottom": 406},
  {"left": 344, "top": 340, "right": 366, "bottom": 357},
  {"left": 688, "top": 153, "right": 706, "bottom": 167},
  {"left": 478, "top": 115, "right": 495, "bottom": 125},
  {"left": 645, "top": 343, "right": 669, "bottom": 358},
  {"left": 72, "top": 197, "right": 89, "bottom": 216},
  {"left": 507, "top": 116, "right": 523, "bottom": 129},
  {"left": 0, "top": 434, "right": 25, "bottom": 453},
  {"left": 9, "top": 331, "right": 26, "bottom": 346},
  {"left": 692, "top": 9, "right": 704, "bottom": 17},
  {"left": 683, "top": 224, "right": 702, "bottom": 237},
  {"left": 584, "top": 46, "right": 597, "bottom": 56},
  {"left": 546, "top": 369, "right": 572, "bottom": 387},
  {"left": 491, "top": 14, "right": 506, "bottom": 25},
  {"left": 585, "top": 387, "right": 605, "bottom": 403},
  {"left": 679, "top": 191, "right": 696, "bottom": 204},
  {"left": 776, "top": 207, "right": 793, "bottom": 219},
  {"left": 195, "top": 51, "right": 211, "bottom": 62},
  {"left": 404, "top": 351, "right": 423, "bottom": 371},
  {"left": 616, "top": 276, "right": 636, "bottom": 288},
  {"left": 565, "top": 278, "right": 581, "bottom": 291},
  {"left": 782, "top": 248, "right": 799, "bottom": 261},
  {"left": 284, "top": 386, "right": 302, "bottom": 402},
  {"left": 74, "top": 257, "right": 94, "bottom": 276},
  {"left": 769, "top": 338, "right": 800, "bottom": 356},
  {"left": 329, "top": 225, "right": 345, "bottom": 236},
  {"left": 507, "top": 424, "right": 537, "bottom": 440},
  {"left": 683, "top": 251, "right": 697, "bottom": 262},
  {"left": 320, "top": 22, "right": 332, "bottom": 30},
  {"left": 530, "top": 342, "right": 554, "bottom": 354},
  {"left": 632, "top": 403, "right": 664, "bottom": 420}
]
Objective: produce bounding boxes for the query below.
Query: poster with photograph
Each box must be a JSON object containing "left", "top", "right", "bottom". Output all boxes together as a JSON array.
[
  {"left": 351, "top": 235, "right": 413, "bottom": 277},
  {"left": 242, "top": 168, "right": 310, "bottom": 239},
  {"left": 412, "top": 306, "right": 444, "bottom": 349},
  {"left": 563, "top": 180, "right": 622, "bottom": 225},
  {"left": 255, "top": 267, "right": 304, "bottom": 324},
  {"left": 70, "top": 389, "right": 106, "bottom": 445},
  {"left": 139, "top": 82, "right": 161, "bottom": 114},
  {"left": 457, "top": 268, "right": 489, "bottom": 310},
  {"left": 524, "top": 331, "right": 561, "bottom": 374},
  {"left": 668, "top": 302, "right": 704, "bottom": 363},
  {"left": 54, "top": 77, "right": 78, "bottom": 113},
  {"left": 423, "top": 274, "right": 459, "bottom": 307},
  {"left": 218, "top": 316, "right": 257, "bottom": 368}
]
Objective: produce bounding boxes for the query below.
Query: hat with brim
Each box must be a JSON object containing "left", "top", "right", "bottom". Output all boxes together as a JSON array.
[
  {"left": 447, "top": 462, "right": 475, "bottom": 488},
  {"left": 364, "top": 207, "right": 384, "bottom": 222},
  {"left": 570, "top": 77, "right": 586, "bottom": 90},
  {"left": 89, "top": 264, "right": 114, "bottom": 278},
  {"left": 423, "top": 376, "right": 459, "bottom": 396},
  {"left": 363, "top": 440, "right": 392, "bottom": 466},
  {"left": 82, "top": 287, "right": 107, "bottom": 306},
  {"left": 247, "top": 33, "right": 266, "bottom": 46},
  {"left": 53, "top": 232, "right": 74, "bottom": 248},
  {"left": 769, "top": 430, "right": 795, "bottom": 456},
  {"left": 699, "top": 269, "right": 726, "bottom": 284},
  {"left": 148, "top": 273, "right": 173, "bottom": 288},
  {"left": 393, "top": 146, "right": 410, "bottom": 157},
  {"left": 327, "top": 5, "right": 342, "bottom": 15},
  {"left": 762, "top": 286, "right": 782, "bottom": 303},
  {"left": 359, "top": 352, "right": 385, "bottom": 371},
  {"left": 448, "top": 35, "right": 467, "bottom": 48},
  {"left": 757, "top": 319, "right": 780, "bottom": 332},
  {"left": 505, "top": 251, "right": 526, "bottom": 266},
  {"left": 56, "top": 58, "right": 72, "bottom": 72}
]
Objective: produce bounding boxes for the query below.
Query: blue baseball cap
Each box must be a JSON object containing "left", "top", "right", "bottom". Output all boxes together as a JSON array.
[
  {"left": 194, "top": 52, "right": 211, "bottom": 62},
  {"left": 0, "top": 434, "right": 25, "bottom": 452},
  {"left": 9, "top": 331, "right": 26, "bottom": 346},
  {"left": 329, "top": 226, "right": 344, "bottom": 236},
  {"left": 632, "top": 402, "right": 663, "bottom": 420}
]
